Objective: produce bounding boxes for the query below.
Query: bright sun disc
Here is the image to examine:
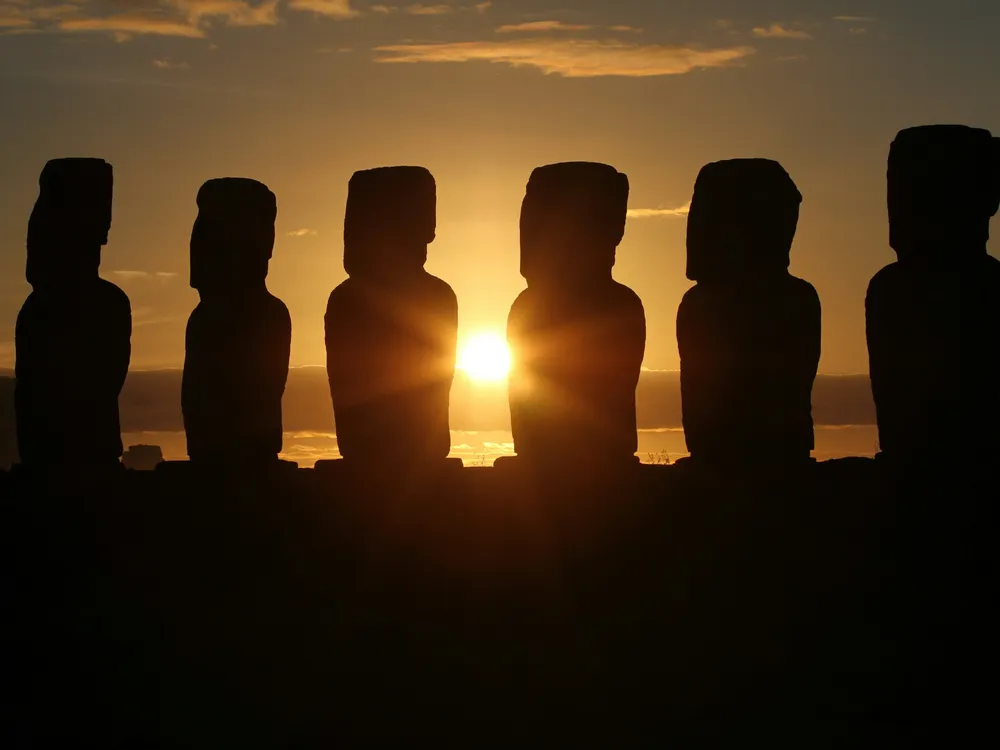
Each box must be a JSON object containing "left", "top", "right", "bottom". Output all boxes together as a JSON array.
[{"left": 457, "top": 333, "right": 512, "bottom": 382}]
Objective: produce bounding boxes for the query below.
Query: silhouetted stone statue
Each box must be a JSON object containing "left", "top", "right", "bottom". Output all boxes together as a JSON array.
[
  {"left": 866, "top": 125, "right": 1000, "bottom": 466},
  {"left": 325, "top": 167, "right": 458, "bottom": 466},
  {"left": 677, "top": 159, "right": 820, "bottom": 466},
  {"left": 182, "top": 178, "right": 291, "bottom": 468},
  {"left": 14, "top": 158, "right": 131, "bottom": 472},
  {"left": 505, "top": 162, "right": 646, "bottom": 466}
]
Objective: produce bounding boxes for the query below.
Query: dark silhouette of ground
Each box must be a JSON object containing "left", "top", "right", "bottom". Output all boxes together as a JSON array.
[
  {"left": 867, "top": 125, "right": 1000, "bottom": 466},
  {"left": 677, "top": 159, "right": 820, "bottom": 466},
  {"left": 121, "top": 444, "right": 164, "bottom": 471},
  {"left": 13, "top": 158, "right": 130, "bottom": 472},
  {"left": 505, "top": 162, "right": 645, "bottom": 467},
  {"left": 181, "top": 178, "right": 291, "bottom": 469},
  {"left": 5, "top": 459, "right": 964, "bottom": 744},
  {"left": 324, "top": 167, "right": 458, "bottom": 466}
]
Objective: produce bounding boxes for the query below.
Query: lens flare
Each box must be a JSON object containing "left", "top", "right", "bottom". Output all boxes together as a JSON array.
[{"left": 457, "top": 332, "right": 512, "bottom": 382}]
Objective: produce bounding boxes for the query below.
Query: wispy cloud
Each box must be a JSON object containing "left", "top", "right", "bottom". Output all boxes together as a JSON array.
[
  {"left": 752, "top": 23, "right": 812, "bottom": 40},
  {"left": 0, "top": 8, "right": 31, "bottom": 29},
  {"left": 609, "top": 25, "right": 642, "bottom": 34},
  {"left": 370, "top": 2, "right": 486, "bottom": 14},
  {"left": 153, "top": 57, "right": 189, "bottom": 69},
  {"left": 287, "top": 228, "right": 318, "bottom": 237},
  {"left": 1, "top": 2, "right": 79, "bottom": 27},
  {"left": 60, "top": 13, "right": 205, "bottom": 40},
  {"left": 405, "top": 3, "right": 453, "bottom": 15},
  {"left": 287, "top": 0, "right": 360, "bottom": 19},
  {"left": 131, "top": 305, "right": 180, "bottom": 328},
  {"left": 14, "top": 0, "right": 285, "bottom": 40},
  {"left": 627, "top": 202, "right": 691, "bottom": 219},
  {"left": 497, "top": 20, "right": 593, "bottom": 33},
  {"left": 373, "top": 39, "right": 755, "bottom": 78}
]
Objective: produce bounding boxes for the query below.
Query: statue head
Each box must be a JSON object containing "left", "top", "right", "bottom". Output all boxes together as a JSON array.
[
  {"left": 887, "top": 124, "right": 996, "bottom": 261},
  {"left": 26, "top": 157, "right": 113, "bottom": 287},
  {"left": 343, "top": 166, "right": 436, "bottom": 278},
  {"left": 519, "top": 162, "right": 629, "bottom": 286},
  {"left": 686, "top": 158, "right": 801, "bottom": 283},
  {"left": 190, "top": 178, "right": 277, "bottom": 294}
]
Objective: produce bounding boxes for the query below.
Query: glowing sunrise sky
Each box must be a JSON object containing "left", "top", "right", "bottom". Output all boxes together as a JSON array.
[{"left": 0, "top": 0, "right": 997, "bottom": 373}]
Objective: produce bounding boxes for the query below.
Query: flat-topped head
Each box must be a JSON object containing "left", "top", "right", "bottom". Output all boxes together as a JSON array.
[
  {"left": 190, "top": 177, "right": 277, "bottom": 293},
  {"left": 888, "top": 124, "right": 997, "bottom": 260},
  {"left": 343, "top": 166, "right": 436, "bottom": 278},
  {"left": 686, "top": 158, "right": 801, "bottom": 283},
  {"left": 519, "top": 161, "right": 629, "bottom": 285},
  {"left": 26, "top": 157, "right": 113, "bottom": 286}
]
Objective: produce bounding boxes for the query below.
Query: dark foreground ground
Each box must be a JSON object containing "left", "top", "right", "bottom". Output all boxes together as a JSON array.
[{"left": 1, "top": 457, "right": 993, "bottom": 746}]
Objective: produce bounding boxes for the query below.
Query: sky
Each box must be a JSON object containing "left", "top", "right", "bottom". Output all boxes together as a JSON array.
[{"left": 1, "top": 0, "right": 998, "bottom": 373}]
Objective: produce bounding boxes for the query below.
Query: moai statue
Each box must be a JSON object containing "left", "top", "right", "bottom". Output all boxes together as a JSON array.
[
  {"left": 182, "top": 178, "right": 291, "bottom": 468},
  {"left": 676, "top": 159, "right": 821, "bottom": 466},
  {"left": 506, "top": 162, "right": 646, "bottom": 466},
  {"left": 325, "top": 167, "right": 458, "bottom": 465},
  {"left": 14, "top": 158, "right": 131, "bottom": 472},
  {"left": 866, "top": 126, "right": 1000, "bottom": 466}
]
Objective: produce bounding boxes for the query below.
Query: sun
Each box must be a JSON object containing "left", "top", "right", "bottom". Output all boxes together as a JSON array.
[{"left": 457, "top": 332, "right": 512, "bottom": 382}]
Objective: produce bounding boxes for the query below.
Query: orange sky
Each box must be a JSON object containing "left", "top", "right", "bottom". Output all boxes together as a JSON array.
[{"left": 1, "top": 1, "right": 997, "bottom": 373}]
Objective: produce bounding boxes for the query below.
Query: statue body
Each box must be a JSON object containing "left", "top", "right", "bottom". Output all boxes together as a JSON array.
[
  {"left": 325, "top": 167, "right": 458, "bottom": 464},
  {"left": 866, "top": 127, "right": 1000, "bottom": 464},
  {"left": 181, "top": 178, "right": 291, "bottom": 467},
  {"left": 677, "top": 159, "right": 820, "bottom": 465},
  {"left": 14, "top": 158, "right": 131, "bottom": 471},
  {"left": 506, "top": 162, "right": 645, "bottom": 465}
]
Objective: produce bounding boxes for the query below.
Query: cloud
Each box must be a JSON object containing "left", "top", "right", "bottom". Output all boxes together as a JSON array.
[
  {"left": 609, "top": 25, "right": 642, "bottom": 33},
  {"left": 59, "top": 12, "right": 205, "bottom": 39},
  {"left": 0, "top": 7, "right": 32, "bottom": 29},
  {"left": 373, "top": 39, "right": 755, "bottom": 78},
  {"left": 752, "top": 24, "right": 812, "bottom": 40},
  {"left": 132, "top": 306, "right": 181, "bottom": 327},
  {"left": 288, "top": 0, "right": 360, "bottom": 18},
  {"left": 496, "top": 20, "right": 593, "bottom": 33},
  {"left": 404, "top": 3, "right": 453, "bottom": 14},
  {"left": 1, "top": 2, "right": 80, "bottom": 27},
  {"left": 848, "top": 27, "right": 868, "bottom": 35},
  {"left": 627, "top": 202, "right": 691, "bottom": 219},
  {"left": 287, "top": 228, "right": 318, "bottom": 237},
  {"left": 180, "top": 0, "right": 280, "bottom": 27},
  {"left": 13, "top": 0, "right": 284, "bottom": 39},
  {"left": 369, "top": 2, "right": 496, "bottom": 15},
  {"left": 152, "top": 57, "right": 189, "bottom": 69}
]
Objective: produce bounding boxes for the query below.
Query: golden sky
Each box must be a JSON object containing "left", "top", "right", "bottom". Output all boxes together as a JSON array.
[{"left": 0, "top": 0, "right": 997, "bottom": 373}]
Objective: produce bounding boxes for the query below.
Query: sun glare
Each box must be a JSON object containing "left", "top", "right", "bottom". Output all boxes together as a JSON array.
[{"left": 457, "top": 332, "right": 512, "bottom": 382}]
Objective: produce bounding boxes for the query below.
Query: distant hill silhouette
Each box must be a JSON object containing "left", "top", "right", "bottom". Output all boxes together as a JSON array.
[{"left": 0, "top": 368, "right": 876, "bottom": 466}]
